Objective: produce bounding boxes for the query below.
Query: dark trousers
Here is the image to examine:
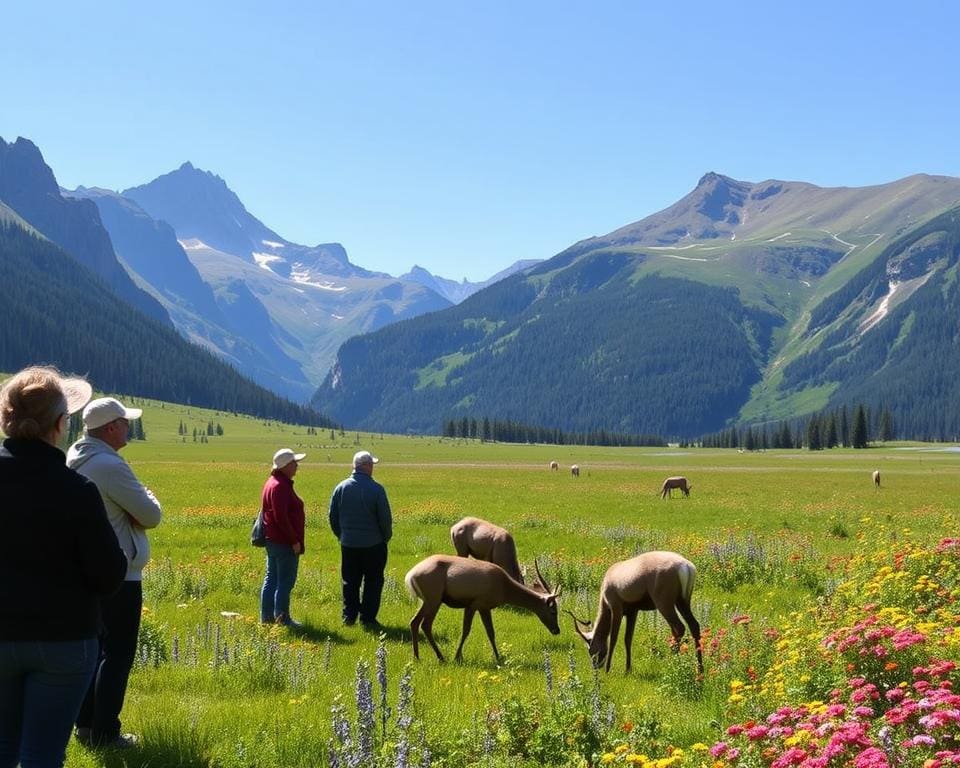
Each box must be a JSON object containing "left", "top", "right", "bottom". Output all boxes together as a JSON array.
[
  {"left": 340, "top": 542, "right": 388, "bottom": 624},
  {"left": 77, "top": 581, "right": 141, "bottom": 743}
]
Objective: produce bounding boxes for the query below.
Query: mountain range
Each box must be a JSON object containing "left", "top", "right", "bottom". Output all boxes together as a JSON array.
[
  {"left": 73, "top": 162, "right": 535, "bottom": 401},
  {"left": 313, "top": 171, "right": 960, "bottom": 439},
  {"left": 0, "top": 139, "right": 330, "bottom": 425},
  {"left": 1, "top": 135, "right": 538, "bottom": 405},
  {"left": 4, "top": 132, "right": 960, "bottom": 440}
]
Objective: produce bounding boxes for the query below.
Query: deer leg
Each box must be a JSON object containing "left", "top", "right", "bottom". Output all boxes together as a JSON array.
[
  {"left": 656, "top": 602, "right": 686, "bottom": 656},
  {"left": 623, "top": 611, "right": 638, "bottom": 673},
  {"left": 479, "top": 609, "right": 500, "bottom": 664},
  {"left": 410, "top": 604, "right": 427, "bottom": 660},
  {"left": 676, "top": 598, "right": 704, "bottom": 673},
  {"left": 455, "top": 608, "right": 476, "bottom": 662},
  {"left": 412, "top": 600, "right": 445, "bottom": 662},
  {"left": 606, "top": 605, "right": 623, "bottom": 673}
]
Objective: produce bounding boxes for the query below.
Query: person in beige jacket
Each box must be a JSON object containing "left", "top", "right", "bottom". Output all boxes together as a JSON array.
[{"left": 67, "top": 397, "right": 161, "bottom": 749}]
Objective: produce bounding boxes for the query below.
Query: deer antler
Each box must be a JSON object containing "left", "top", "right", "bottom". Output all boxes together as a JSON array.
[
  {"left": 534, "top": 558, "right": 553, "bottom": 594},
  {"left": 564, "top": 609, "right": 591, "bottom": 641}
]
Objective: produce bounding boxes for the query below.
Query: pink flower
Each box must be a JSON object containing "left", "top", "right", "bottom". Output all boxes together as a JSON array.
[
  {"left": 885, "top": 689, "right": 905, "bottom": 703},
  {"left": 852, "top": 747, "right": 890, "bottom": 768},
  {"left": 770, "top": 746, "right": 807, "bottom": 767}
]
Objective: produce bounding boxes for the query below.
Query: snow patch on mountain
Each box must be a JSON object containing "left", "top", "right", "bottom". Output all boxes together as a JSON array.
[
  {"left": 289, "top": 266, "right": 347, "bottom": 291},
  {"left": 253, "top": 252, "right": 284, "bottom": 271}
]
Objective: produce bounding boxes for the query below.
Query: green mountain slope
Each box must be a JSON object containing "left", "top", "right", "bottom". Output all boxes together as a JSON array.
[{"left": 313, "top": 173, "right": 960, "bottom": 438}]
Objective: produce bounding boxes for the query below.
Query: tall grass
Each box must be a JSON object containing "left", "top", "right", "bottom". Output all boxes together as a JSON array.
[{"left": 59, "top": 398, "right": 960, "bottom": 766}]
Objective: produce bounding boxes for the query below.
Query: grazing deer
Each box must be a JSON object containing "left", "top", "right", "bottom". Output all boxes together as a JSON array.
[
  {"left": 571, "top": 464, "right": 580, "bottom": 477},
  {"left": 660, "top": 476, "right": 691, "bottom": 498},
  {"left": 568, "top": 551, "right": 703, "bottom": 674},
  {"left": 450, "top": 517, "right": 524, "bottom": 583},
  {"left": 550, "top": 460, "right": 559, "bottom": 471},
  {"left": 872, "top": 470, "right": 881, "bottom": 488},
  {"left": 405, "top": 556, "right": 560, "bottom": 663}
]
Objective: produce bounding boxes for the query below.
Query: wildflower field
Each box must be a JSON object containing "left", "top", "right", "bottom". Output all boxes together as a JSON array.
[{"left": 66, "top": 399, "right": 960, "bottom": 767}]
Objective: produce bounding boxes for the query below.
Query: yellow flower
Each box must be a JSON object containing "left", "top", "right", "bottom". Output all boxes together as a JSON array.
[
  {"left": 601, "top": 753, "right": 616, "bottom": 764},
  {"left": 784, "top": 730, "right": 812, "bottom": 746},
  {"left": 616, "top": 744, "right": 630, "bottom": 754}
]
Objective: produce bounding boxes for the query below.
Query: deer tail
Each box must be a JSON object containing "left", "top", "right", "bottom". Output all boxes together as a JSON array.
[{"left": 678, "top": 561, "right": 697, "bottom": 602}]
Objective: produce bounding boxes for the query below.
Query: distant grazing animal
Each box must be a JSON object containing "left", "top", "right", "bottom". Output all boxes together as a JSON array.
[
  {"left": 450, "top": 516, "right": 524, "bottom": 583},
  {"left": 568, "top": 551, "right": 702, "bottom": 673},
  {"left": 660, "top": 476, "right": 691, "bottom": 498},
  {"left": 550, "top": 460, "right": 559, "bottom": 471},
  {"left": 872, "top": 470, "right": 881, "bottom": 488},
  {"left": 571, "top": 464, "right": 580, "bottom": 477},
  {"left": 405, "top": 556, "right": 560, "bottom": 663}
]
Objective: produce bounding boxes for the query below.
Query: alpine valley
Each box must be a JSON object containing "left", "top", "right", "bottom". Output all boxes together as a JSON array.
[
  {"left": 313, "top": 172, "right": 960, "bottom": 439},
  {"left": 0, "top": 136, "right": 535, "bottom": 405},
  {"left": 4, "top": 133, "right": 960, "bottom": 440}
]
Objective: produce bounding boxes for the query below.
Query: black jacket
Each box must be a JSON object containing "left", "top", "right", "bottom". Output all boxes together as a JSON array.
[{"left": 0, "top": 437, "right": 127, "bottom": 640}]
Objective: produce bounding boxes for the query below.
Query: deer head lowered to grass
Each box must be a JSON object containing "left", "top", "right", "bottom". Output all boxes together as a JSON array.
[
  {"left": 404, "top": 555, "right": 560, "bottom": 664},
  {"left": 660, "top": 476, "right": 691, "bottom": 498},
  {"left": 568, "top": 551, "right": 703, "bottom": 674}
]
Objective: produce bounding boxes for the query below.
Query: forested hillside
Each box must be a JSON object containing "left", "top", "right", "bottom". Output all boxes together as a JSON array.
[
  {"left": 316, "top": 264, "right": 780, "bottom": 436},
  {"left": 314, "top": 173, "right": 960, "bottom": 439},
  {"left": 0, "top": 221, "right": 333, "bottom": 426},
  {"left": 781, "top": 205, "right": 960, "bottom": 439}
]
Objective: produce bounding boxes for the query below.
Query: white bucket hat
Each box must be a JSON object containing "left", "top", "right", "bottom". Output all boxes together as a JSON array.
[{"left": 273, "top": 448, "right": 306, "bottom": 469}]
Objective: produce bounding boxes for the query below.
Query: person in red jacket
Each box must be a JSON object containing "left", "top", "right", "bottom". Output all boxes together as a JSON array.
[{"left": 259, "top": 448, "right": 306, "bottom": 626}]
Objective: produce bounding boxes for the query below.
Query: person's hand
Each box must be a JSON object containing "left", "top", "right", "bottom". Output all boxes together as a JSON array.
[{"left": 293, "top": 542, "right": 302, "bottom": 554}]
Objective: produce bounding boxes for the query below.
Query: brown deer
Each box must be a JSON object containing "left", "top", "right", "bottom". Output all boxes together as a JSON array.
[
  {"left": 571, "top": 464, "right": 580, "bottom": 477},
  {"left": 450, "top": 517, "right": 524, "bottom": 583},
  {"left": 405, "top": 556, "right": 560, "bottom": 663},
  {"left": 568, "top": 551, "right": 703, "bottom": 673},
  {"left": 660, "top": 476, "right": 691, "bottom": 498},
  {"left": 550, "top": 460, "right": 559, "bottom": 471},
  {"left": 872, "top": 470, "right": 881, "bottom": 488}
]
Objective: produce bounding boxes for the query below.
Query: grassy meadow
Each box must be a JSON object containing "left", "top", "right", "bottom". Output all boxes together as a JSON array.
[{"left": 59, "top": 396, "right": 960, "bottom": 767}]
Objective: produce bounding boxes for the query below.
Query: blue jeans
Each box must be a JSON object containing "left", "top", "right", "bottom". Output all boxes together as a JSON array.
[
  {"left": 260, "top": 541, "right": 300, "bottom": 622},
  {"left": 0, "top": 637, "right": 98, "bottom": 768}
]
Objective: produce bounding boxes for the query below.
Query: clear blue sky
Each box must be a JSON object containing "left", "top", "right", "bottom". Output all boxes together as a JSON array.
[{"left": 3, "top": 1, "right": 958, "bottom": 282}]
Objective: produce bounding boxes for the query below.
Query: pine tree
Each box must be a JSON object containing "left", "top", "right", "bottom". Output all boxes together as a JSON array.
[
  {"left": 840, "top": 406, "right": 850, "bottom": 447},
  {"left": 852, "top": 404, "right": 869, "bottom": 449},
  {"left": 807, "top": 415, "right": 822, "bottom": 450},
  {"left": 879, "top": 408, "right": 895, "bottom": 442},
  {"left": 825, "top": 415, "right": 838, "bottom": 448}
]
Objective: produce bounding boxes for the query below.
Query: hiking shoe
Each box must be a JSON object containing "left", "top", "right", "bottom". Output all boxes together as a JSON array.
[
  {"left": 276, "top": 614, "right": 303, "bottom": 628},
  {"left": 87, "top": 732, "right": 139, "bottom": 749},
  {"left": 343, "top": 616, "right": 357, "bottom": 626},
  {"left": 361, "top": 620, "right": 384, "bottom": 632},
  {"left": 105, "top": 733, "right": 140, "bottom": 749}
]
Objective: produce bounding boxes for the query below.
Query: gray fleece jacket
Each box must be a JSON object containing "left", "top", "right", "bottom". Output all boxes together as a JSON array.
[{"left": 67, "top": 436, "right": 162, "bottom": 581}]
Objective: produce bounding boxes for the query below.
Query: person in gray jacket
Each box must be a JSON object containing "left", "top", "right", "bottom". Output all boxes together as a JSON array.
[
  {"left": 329, "top": 451, "right": 392, "bottom": 629},
  {"left": 67, "top": 397, "right": 162, "bottom": 749}
]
